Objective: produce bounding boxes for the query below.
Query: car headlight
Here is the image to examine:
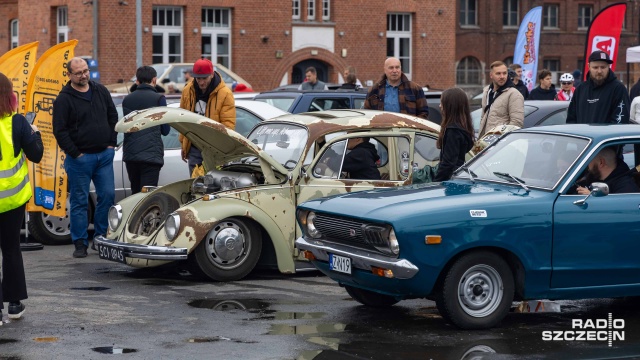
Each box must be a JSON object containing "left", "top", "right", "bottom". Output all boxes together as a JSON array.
[
  {"left": 165, "top": 213, "right": 181, "bottom": 241},
  {"left": 388, "top": 228, "right": 399, "bottom": 255},
  {"left": 108, "top": 205, "right": 122, "bottom": 232},
  {"left": 363, "top": 224, "right": 400, "bottom": 257},
  {"left": 306, "top": 211, "right": 321, "bottom": 238}
]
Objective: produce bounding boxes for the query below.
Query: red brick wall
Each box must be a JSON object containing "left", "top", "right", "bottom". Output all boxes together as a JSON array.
[{"left": 0, "top": 0, "right": 18, "bottom": 55}]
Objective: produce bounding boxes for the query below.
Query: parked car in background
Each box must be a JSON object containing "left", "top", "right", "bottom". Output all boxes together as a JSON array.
[
  {"left": 472, "top": 100, "right": 569, "bottom": 137},
  {"left": 27, "top": 100, "right": 286, "bottom": 245},
  {"left": 96, "top": 108, "right": 470, "bottom": 282},
  {"left": 296, "top": 124, "right": 640, "bottom": 329},
  {"left": 105, "top": 63, "right": 252, "bottom": 94}
]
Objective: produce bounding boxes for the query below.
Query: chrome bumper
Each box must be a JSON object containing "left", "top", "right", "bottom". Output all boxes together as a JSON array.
[
  {"left": 94, "top": 237, "right": 188, "bottom": 261},
  {"left": 295, "top": 237, "right": 419, "bottom": 279}
]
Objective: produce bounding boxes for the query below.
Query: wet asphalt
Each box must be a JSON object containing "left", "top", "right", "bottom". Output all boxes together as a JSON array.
[{"left": 1, "top": 243, "right": 639, "bottom": 360}]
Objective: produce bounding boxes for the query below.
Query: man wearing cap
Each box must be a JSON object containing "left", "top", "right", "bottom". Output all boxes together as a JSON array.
[
  {"left": 179, "top": 58, "right": 236, "bottom": 176},
  {"left": 566, "top": 50, "right": 630, "bottom": 124}
]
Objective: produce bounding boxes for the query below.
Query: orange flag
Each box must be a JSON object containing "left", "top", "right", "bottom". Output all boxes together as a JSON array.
[{"left": 0, "top": 42, "right": 39, "bottom": 114}]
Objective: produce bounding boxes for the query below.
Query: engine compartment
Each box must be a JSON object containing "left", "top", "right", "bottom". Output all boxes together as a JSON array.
[{"left": 191, "top": 168, "right": 260, "bottom": 195}]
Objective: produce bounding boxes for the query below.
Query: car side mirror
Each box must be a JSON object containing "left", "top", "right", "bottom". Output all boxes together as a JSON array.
[{"left": 573, "top": 182, "right": 609, "bottom": 206}]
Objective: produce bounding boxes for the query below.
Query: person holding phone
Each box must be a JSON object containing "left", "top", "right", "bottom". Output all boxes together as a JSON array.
[{"left": 0, "top": 72, "right": 44, "bottom": 324}]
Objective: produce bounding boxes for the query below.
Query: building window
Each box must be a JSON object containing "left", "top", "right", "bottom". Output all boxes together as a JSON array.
[
  {"left": 543, "top": 4, "right": 559, "bottom": 29},
  {"left": 201, "top": 8, "right": 232, "bottom": 69},
  {"left": 387, "top": 13, "right": 412, "bottom": 80},
  {"left": 308, "top": 0, "right": 315, "bottom": 20},
  {"left": 503, "top": 0, "right": 519, "bottom": 27},
  {"left": 10, "top": 19, "right": 18, "bottom": 49},
  {"left": 456, "top": 56, "right": 482, "bottom": 85},
  {"left": 578, "top": 5, "right": 593, "bottom": 30},
  {"left": 57, "top": 7, "right": 68, "bottom": 44},
  {"left": 460, "top": 0, "right": 478, "bottom": 26},
  {"left": 292, "top": 0, "right": 300, "bottom": 20},
  {"left": 543, "top": 59, "right": 559, "bottom": 72},
  {"left": 322, "top": 0, "right": 330, "bottom": 21},
  {"left": 152, "top": 7, "right": 183, "bottom": 63}
]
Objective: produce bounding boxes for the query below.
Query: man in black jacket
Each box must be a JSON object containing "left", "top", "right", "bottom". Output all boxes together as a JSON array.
[
  {"left": 576, "top": 147, "right": 639, "bottom": 194},
  {"left": 342, "top": 137, "right": 381, "bottom": 180},
  {"left": 122, "top": 66, "right": 169, "bottom": 195},
  {"left": 566, "top": 50, "right": 630, "bottom": 124},
  {"left": 52, "top": 57, "right": 118, "bottom": 258}
]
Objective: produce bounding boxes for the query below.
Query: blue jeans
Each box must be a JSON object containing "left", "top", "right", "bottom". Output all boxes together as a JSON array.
[{"left": 64, "top": 148, "right": 115, "bottom": 246}]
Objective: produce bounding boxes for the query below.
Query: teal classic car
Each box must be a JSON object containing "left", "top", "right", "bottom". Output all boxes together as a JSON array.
[{"left": 295, "top": 124, "right": 640, "bottom": 329}]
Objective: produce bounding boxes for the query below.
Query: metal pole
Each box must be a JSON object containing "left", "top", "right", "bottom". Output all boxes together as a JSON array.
[
  {"left": 93, "top": 0, "right": 98, "bottom": 61},
  {"left": 136, "top": 0, "right": 142, "bottom": 68}
]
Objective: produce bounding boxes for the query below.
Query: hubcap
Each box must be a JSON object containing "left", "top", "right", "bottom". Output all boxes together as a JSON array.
[
  {"left": 458, "top": 264, "right": 503, "bottom": 318},
  {"left": 133, "top": 206, "right": 163, "bottom": 236},
  {"left": 205, "top": 221, "right": 249, "bottom": 269},
  {"left": 41, "top": 212, "right": 71, "bottom": 237}
]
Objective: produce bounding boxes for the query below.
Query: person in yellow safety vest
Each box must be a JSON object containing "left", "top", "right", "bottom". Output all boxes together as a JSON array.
[{"left": 0, "top": 72, "right": 43, "bottom": 325}]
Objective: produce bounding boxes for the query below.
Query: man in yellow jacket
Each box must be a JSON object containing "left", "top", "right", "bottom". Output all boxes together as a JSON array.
[{"left": 179, "top": 58, "right": 236, "bottom": 176}]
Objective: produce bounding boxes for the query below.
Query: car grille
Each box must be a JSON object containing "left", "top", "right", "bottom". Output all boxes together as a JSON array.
[{"left": 313, "top": 213, "right": 381, "bottom": 253}]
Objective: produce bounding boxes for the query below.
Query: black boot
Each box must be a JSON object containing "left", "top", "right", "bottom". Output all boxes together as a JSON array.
[{"left": 73, "top": 241, "right": 88, "bottom": 258}]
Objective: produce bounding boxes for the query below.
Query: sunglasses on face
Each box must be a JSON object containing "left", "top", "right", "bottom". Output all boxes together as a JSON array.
[{"left": 561, "top": 82, "right": 573, "bottom": 85}]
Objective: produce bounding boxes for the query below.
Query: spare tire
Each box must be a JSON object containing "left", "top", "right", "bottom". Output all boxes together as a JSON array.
[{"left": 128, "top": 193, "right": 179, "bottom": 236}]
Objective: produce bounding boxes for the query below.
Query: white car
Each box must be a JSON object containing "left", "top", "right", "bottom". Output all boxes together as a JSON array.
[{"left": 27, "top": 100, "right": 288, "bottom": 245}]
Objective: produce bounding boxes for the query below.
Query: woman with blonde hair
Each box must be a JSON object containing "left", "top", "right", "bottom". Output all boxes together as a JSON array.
[
  {"left": 0, "top": 72, "right": 43, "bottom": 324},
  {"left": 434, "top": 87, "right": 475, "bottom": 181}
]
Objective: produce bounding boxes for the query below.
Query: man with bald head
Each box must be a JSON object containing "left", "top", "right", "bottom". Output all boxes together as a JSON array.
[
  {"left": 52, "top": 57, "right": 118, "bottom": 258},
  {"left": 364, "top": 57, "right": 429, "bottom": 119}
]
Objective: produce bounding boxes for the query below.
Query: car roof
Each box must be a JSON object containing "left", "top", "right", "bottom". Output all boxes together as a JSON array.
[
  {"left": 255, "top": 90, "right": 367, "bottom": 96},
  {"left": 520, "top": 123, "right": 640, "bottom": 141}
]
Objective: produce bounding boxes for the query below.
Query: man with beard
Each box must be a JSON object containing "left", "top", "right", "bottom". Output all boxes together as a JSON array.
[
  {"left": 576, "top": 147, "right": 639, "bottom": 194},
  {"left": 478, "top": 61, "right": 524, "bottom": 138},
  {"left": 567, "top": 50, "right": 630, "bottom": 124},
  {"left": 179, "top": 58, "right": 236, "bottom": 176}
]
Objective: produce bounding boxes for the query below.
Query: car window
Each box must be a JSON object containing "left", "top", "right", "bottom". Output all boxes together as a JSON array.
[
  {"left": 235, "top": 108, "right": 262, "bottom": 137},
  {"left": 312, "top": 137, "right": 389, "bottom": 179},
  {"left": 308, "top": 98, "right": 350, "bottom": 112},
  {"left": 168, "top": 65, "right": 191, "bottom": 83},
  {"left": 354, "top": 98, "right": 365, "bottom": 109},
  {"left": 414, "top": 135, "right": 439, "bottom": 167},
  {"left": 255, "top": 97, "right": 296, "bottom": 112},
  {"left": 116, "top": 126, "right": 180, "bottom": 149},
  {"left": 215, "top": 66, "right": 235, "bottom": 84},
  {"left": 537, "top": 109, "right": 568, "bottom": 126},
  {"left": 148, "top": 64, "right": 170, "bottom": 81}
]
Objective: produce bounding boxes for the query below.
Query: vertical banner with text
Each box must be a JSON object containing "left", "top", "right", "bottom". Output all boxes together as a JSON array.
[
  {"left": 513, "top": 6, "right": 542, "bottom": 92},
  {"left": 25, "top": 40, "right": 78, "bottom": 217},
  {"left": 582, "top": 2, "right": 627, "bottom": 80},
  {"left": 0, "top": 42, "right": 39, "bottom": 115}
]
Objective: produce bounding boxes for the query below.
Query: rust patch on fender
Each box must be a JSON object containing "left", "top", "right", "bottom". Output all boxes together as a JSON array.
[
  {"left": 144, "top": 111, "right": 167, "bottom": 121},
  {"left": 129, "top": 126, "right": 140, "bottom": 132},
  {"left": 177, "top": 208, "right": 213, "bottom": 244}
]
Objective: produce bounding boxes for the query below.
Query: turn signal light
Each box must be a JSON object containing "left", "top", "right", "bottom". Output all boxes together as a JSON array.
[
  {"left": 371, "top": 266, "right": 394, "bottom": 278},
  {"left": 302, "top": 250, "right": 316, "bottom": 261},
  {"left": 425, "top": 235, "right": 442, "bottom": 245}
]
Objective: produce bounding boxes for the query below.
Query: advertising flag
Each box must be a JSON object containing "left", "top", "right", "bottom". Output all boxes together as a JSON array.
[
  {"left": 582, "top": 2, "right": 626, "bottom": 80},
  {"left": 0, "top": 42, "right": 39, "bottom": 114},
  {"left": 513, "top": 6, "right": 542, "bottom": 92},
  {"left": 25, "top": 40, "right": 78, "bottom": 216}
]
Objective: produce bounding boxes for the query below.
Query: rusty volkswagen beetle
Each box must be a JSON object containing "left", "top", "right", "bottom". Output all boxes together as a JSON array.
[{"left": 96, "top": 106, "right": 463, "bottom": 281}]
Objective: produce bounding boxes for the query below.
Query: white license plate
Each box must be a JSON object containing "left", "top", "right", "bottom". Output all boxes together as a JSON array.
[{"left": 329, "top": 254, "right": 351, "bottom": 274}]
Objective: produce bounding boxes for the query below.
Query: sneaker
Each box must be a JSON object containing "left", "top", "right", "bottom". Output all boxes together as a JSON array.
[
  {"left": 73, "top": 241, "right": 88, "bottom": 258},
  {"left": 8, "top": 302, "right": 25, "bottom": 320}
]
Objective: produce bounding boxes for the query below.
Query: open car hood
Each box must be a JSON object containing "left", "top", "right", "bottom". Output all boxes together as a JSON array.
[{"left": 116, "top": 106, "right": 288, "bottom": 176}]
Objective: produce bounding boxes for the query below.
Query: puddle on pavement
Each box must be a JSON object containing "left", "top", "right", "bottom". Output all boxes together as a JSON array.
[
  {"left": 91, "top": 347, "right": 138, "bottom": 354},
  {"left": 33, "top": 337, "right": 59, "bottom": 343},
  {"left": 187, "top": 336, "right": 257, "bottom": 344},
  {"left": 141, "top": 279, "right": 194, "bottom": 287},
  {"left": 251, "top": 311, "right": 325, "bottom": 321},
  {"left": 70, "top": 287, "right": 110, "bottom": 291},
  {"left": 188, "top": 298, "right": 270, "bottom": 312},
  {"left": 267, "top": 323, "right": 346, "bottom": 335},
  {"left": 0, "top": 338, "right": 19, "bottom": 344}
]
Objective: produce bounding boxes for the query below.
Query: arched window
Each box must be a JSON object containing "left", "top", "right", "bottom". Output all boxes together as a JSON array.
[
  {"left": 10, "top": 19, "right": 18, "bottom": 49},
  {"left": 503, "top": 56, "right": 513, "bottom": 67},
  {"left": 456, "top": 56, "right": 481, "bottom": 85}
]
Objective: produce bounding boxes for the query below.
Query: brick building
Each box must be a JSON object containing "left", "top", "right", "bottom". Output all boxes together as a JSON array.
[
  {"left": 0, "top": 0, "right": 638, "bottom": 93},
  {"left": 0, "top": 0, "right": 456, "bottom": 91}
]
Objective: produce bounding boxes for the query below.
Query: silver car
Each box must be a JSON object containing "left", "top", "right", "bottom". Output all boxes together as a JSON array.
[{"left": 27, "top": 100, "right": 287, "bottom": 245}]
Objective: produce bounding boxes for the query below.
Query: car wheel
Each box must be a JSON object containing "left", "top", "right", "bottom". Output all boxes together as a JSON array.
[
  {"left": 128, "top": 193, "right": 179, "bottom": 236},
  {"left": 435, "top": 251, "right": 514, "bottom": 329},
  {"left": 191, "top": 217, "right": 262, "bottom": 282},
  {"left": 345, "top": 285, "right": 399, "bottom": 307},
  {"left": 27, "top": 195, "right": 92, "bottom": 245}
]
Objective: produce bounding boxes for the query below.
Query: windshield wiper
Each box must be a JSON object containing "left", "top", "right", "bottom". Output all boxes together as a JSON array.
[
  {"left": 458, "top": 165, "right": 477, "bottom": 183},
  {"left": 493, "top": 172, "right": 529, "bottom": 192}
]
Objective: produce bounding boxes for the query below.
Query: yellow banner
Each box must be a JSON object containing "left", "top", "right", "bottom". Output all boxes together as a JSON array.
[
  {"left": 25, "top": 40, "right": 78, "bottom": 216},
  {"left": 0, "top": 42, "right": 39, "bottom": 115}
]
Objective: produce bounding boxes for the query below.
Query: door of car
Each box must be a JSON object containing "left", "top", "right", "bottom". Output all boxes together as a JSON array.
[{"left": 551, "top": 140, "right": 640, "bottom": 288}]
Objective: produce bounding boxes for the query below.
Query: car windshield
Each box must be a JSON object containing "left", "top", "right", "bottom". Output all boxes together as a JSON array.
[
  {"left": 255, "top": 97, "right": 296, "bottom": 112},
  {"left": 457, "top": 132, "right": 589, "bottom": 190},
  {"left": 247, "top": 123, "right": 308, "bottom": 167}
]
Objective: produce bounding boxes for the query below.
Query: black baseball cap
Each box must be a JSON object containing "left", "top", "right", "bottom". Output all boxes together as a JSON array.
[{"left": 588, "top": 50, "right": 613, "bottom": 64}]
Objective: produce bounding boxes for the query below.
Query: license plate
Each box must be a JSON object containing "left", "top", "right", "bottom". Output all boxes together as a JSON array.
[
  {"left": 329, "top": 254, "right": 351, "bottom": 274},
  {"left": 98, "top": 244, "right": 126, "bottom": 264}
]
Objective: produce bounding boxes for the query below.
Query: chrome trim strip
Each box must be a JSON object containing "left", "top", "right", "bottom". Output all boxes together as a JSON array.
[
  {"left": 295, "top": 237, "right": 419, "bottom": 279},
  {"left": 94, "top": 237, "right": 188, "bottom": 261}
]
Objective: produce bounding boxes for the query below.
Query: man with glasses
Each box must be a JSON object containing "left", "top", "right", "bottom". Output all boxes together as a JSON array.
[
  {"left": 555, "top": 73, "right": 575, "bottom": 101},
  {"left": 179, "top": 58, "right": 236, "bottom": 176},
  {"left": 52, "top": 57, "right": 118, "bottom": 258}
]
